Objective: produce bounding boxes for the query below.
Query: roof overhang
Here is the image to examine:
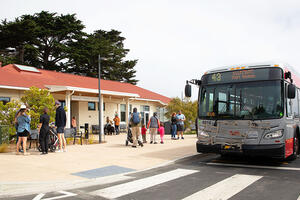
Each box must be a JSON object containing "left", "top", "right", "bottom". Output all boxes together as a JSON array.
[
  {"left": 129, "top": 97, "right": 167, "bottom": 106},
  {"left": 0, "top": 85, "right": 29, "bottom": 91},
  {"left": 45, "top": 85, "right": 140, "bottom": 98}
]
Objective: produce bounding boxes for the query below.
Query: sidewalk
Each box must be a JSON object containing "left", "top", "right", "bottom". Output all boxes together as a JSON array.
[{"left": 0, "top": 134, "right": 197, "bottom": 197}]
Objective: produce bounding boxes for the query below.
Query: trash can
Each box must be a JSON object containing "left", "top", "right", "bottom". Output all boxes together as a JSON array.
[
  {"left": 164, "top": 121, "right": 171, "bottom": 135},
  {"left": 84, "top": 123, "right": 89, "bottom": 139}
]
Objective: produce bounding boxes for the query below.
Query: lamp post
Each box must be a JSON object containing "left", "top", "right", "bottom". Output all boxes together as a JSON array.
[{"left": 98, "top": 54, "right": 102, "bottom": 143}]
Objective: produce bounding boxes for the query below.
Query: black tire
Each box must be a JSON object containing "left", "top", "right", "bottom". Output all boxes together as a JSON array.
[
  {"left": 50, "top": 145, "right": 56, "bottom": 152},
  {"left": 38, "top": 145, "right": 42, "bottom": 152},
  {"left": 289, "top": 134, "right": 299, "bottom": 160}
]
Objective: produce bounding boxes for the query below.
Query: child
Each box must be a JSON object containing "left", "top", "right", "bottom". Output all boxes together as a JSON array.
[
  {"left": 158, "top": 122, "right": 165, "bottom": 144},
  {"left": 141, "top": 124, "right": 147, "bottom": 143}
]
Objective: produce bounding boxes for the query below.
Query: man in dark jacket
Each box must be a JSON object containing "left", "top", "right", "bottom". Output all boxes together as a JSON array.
[{"left": 55, "top": 100, "right": 67, "bottom": 152}]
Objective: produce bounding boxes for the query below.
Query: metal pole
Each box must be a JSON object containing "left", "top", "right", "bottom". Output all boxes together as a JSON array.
[{"left": 98, "top": 54, "right": 102, "bottom": 143}]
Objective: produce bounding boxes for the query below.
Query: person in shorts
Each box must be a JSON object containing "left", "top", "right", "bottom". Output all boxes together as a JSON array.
[
  {"left": 16, "top": 105, "right": 31, "bottom": 155},
  {"left": 55, "top": 100, "right": 67, "bottom": 152},
  {"left": 176, "top": 110, "right": 185, "bottom": 139}
]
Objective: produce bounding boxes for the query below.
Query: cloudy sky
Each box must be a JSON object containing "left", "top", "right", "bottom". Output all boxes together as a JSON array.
[{"left": 1, "top": 0, "right": 300, "bottom": 99}]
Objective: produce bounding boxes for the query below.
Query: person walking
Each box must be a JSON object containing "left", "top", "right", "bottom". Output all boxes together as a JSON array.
[
  {"left": 158, "top": 122, "right": 165, "bottom": 144},
  {"left": 141, "top": 124, "right": 147, "bottom": 143},
  {"left": 176, "top": 110, "right": 185, "bottom": 139},
  {"left": 55, "top": 100, "right": 67, "bottom": 152},
  {"left": 130, "top": 107, "right": 142, "bottom": 148},
  {"left": 38, "top": 107, "right": 50, "bottom": 155},
  {"left": 16, "top": 105, "right": 30, "bottom": 155},
  {"left": 171, "top": 112, "right": 177, "bottom": 140},
  {"left": 147, "top": 112, "right": 160, "bottom": 144},
  {"left": 113, "top": 114, "right": 120, "bottom": 135}
]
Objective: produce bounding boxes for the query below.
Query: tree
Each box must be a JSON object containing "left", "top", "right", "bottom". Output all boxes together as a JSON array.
[
  {"left": 0, "top": 11, "right": 138, "bottom": 84},
  {"left": 165, "top": 97, "right": 198, "bottom": 130},
  {"left": 21, "top": 87, "right": 56, "bottom": 130},
  {"left": 67, "top": 29, "right": 138, "bottom": 84},
  {"left": 0, "top": 17, "right": 37, "bottom": 64},
  {"left": 0, "top": 11, "right": 85, "bottom": 70}
]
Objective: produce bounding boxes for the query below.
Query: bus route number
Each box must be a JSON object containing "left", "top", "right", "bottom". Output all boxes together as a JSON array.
[{"left": 212, "top": 73, "right": 222, "bottom": 82}]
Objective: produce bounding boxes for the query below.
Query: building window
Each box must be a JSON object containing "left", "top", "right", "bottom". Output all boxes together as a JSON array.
[
  {"left": 120, "top": 104, "right": 126, "bottom": 122},
  {"left": 0, "top": 97, "right": 10, "bottom": 105},
  {"left": 88, "top": 102, "right": 96, "bottom": 111},
  {"left": 140, "top": 105, "right": 150, "bottom": 125},
  {"left": 129, "top": 104, "right": 132, "bottom": 115}
]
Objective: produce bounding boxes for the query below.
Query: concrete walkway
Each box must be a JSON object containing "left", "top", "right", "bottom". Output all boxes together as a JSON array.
[{"left": 0, "top": 133, "right": 197, "bottom": 197}]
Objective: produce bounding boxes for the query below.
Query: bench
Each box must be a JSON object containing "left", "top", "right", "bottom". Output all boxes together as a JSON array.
[
  {"left": 64, "top": 128, "right": 83, "bottom": 145},
  {"left": 119, "top": 123, "right": 127, "bottom": 133}
]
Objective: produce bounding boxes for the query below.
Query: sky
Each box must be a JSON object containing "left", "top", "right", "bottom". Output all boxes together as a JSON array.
[{"left": 1, "top": 0, "right": 300, "bottom": 100}]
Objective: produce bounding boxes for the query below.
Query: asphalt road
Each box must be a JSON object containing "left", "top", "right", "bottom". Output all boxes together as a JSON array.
[{"left": 5, "top": 153, "right": 300, "bottom": 200}]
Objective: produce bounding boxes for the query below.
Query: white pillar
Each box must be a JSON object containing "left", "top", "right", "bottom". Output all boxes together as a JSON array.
[
  {"left": 125, "top": 98, "right": 130, "bottom": 127},
  {"left": 65, "top": 91, "right": 71, "bottom": 128}
]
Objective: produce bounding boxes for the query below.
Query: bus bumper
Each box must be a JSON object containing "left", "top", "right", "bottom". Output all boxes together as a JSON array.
[
  {"left": 196, "top": 143, "right": 285, "bottom": 158},
  {"left": 242, "top": 144, "right": 285, "bottom": 159}
]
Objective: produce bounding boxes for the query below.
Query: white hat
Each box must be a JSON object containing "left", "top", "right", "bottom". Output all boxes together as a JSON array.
[{"left": 20, "top": 105, "right": 27, "bottom": 109}]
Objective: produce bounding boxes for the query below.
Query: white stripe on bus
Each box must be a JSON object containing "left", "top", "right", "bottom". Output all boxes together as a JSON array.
[
  {"left": 182, "top": 174, "right": 262, "bottom": 200},
  {"left": 90, "top": 168, "right": 198, "bottom": 199}
]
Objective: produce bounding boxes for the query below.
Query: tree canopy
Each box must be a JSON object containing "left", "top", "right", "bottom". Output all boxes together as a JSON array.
[
  {"left": 0, "top": 11, "right": 138, "bottom": 84},
  {"left": 165, "top": 97, "right": 197, "bottom": 130}
]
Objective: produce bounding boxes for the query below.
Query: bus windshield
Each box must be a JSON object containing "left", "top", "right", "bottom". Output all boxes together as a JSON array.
[{"left": 199, "top": 80, "right": 283, "bottom": 120}]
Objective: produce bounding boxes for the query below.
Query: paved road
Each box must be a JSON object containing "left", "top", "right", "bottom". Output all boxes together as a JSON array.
[{"left": 5, "top": 153, "right": 300, "bottom": 200}]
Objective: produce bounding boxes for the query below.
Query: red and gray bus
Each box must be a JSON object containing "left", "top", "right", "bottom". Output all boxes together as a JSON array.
[{"left": 185, "top": 63, "right": 300, "bottom": 159}]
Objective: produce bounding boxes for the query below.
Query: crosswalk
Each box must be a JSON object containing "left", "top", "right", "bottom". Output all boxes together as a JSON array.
[
  {"left": 31, "top": 168, "right": 300, "bottom": 200},
  {"left": 89, "top": 168, "right": 263, "bottom": 200},
  {"left": 91, "top": 169, "right": 198, "bottom": 199},
  {"left": 182, "top": 174, "right": 262, "bottom": 200}
]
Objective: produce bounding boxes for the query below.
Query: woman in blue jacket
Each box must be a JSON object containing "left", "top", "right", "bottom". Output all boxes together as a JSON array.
[{"left": 16, "top": 105, "right": 31, "bottom": 155}]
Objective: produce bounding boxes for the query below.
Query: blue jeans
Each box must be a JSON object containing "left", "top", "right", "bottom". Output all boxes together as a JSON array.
[{"left": 171, "top": 124, "right": 177, "bottom": 138}]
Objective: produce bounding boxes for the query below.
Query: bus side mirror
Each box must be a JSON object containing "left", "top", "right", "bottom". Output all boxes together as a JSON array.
[
  {"left": 288, "top": 84, "right": 296, "bottom": 99},
  {"left": 185, "top": 84, "right": 191, "bottom": 97}
]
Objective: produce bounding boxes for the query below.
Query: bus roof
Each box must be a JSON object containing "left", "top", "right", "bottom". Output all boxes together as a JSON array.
[
  {"left": 204, "top": 62, "right": 286, "bottom": 74},
  {"left": 204, "top": 62, "right": 300, "bottom": 87}
]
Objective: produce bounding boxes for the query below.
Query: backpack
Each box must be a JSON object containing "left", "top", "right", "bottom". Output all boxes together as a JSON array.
[{"left": 132, "top": 112, "right": 140, "bottom": 124}]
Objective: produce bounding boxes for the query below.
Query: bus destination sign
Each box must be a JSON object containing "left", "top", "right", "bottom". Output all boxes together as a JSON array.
[{"left": 202, "top": 67, "right": 282, "bottom": 85}]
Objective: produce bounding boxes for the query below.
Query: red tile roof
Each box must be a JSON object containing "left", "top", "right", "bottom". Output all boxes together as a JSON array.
[{"left": 0, "top": 64, "right": 171, "bottom": 104}]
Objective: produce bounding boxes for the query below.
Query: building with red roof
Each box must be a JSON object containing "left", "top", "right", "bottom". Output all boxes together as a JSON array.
[{"left": 0, "top": 64, "right": 171, "bottom": 130}]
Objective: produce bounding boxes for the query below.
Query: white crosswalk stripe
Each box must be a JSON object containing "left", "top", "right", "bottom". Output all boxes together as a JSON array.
[
  {"left": 182, "top": 174, "right": 263, "bottom": 200},
  {"left": 90, "top": 168, "right": 198, "bottom": 199}
]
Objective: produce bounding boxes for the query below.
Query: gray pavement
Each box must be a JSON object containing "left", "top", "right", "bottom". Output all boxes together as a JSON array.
[{"left": 0, "top": 134, "right": 197, "bottom": 198}]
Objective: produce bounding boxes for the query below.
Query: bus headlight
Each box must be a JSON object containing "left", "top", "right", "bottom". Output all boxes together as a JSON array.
[
  {"left": 264, "top": 130, "right": 283, "bottom": 139},
  {"left": 199, "top": 131, "right": 209, "bottom": 138}
]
